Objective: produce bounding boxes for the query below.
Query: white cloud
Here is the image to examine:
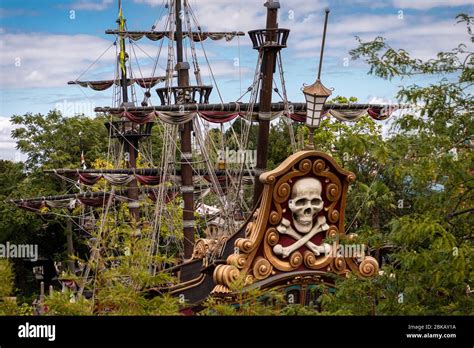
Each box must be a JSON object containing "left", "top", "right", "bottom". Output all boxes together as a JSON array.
[
  {"left": 392, "top": 0, "right": 474, "bottom": 10},
  {"left": 287, "top": 13, "right": 406, "bottom": 58},
  {"left": 200, "top": 59, "right": 251, "bottom": 79},
  {"left": 0, "top": 118, "right": 14, "bottom": 146},
  {"left": 369, "top": 17, "right": 468, "bottom": 60},
  {"left": 71, "top": 0, "right": 114, "bottom": 11},
  {"left": 0, "top": 32, "right": 170, "bottom": 88},
  {"left": 0, "top": 118, "right": 23, "bottom": 162},
  {"left": 132, "top": 0, "right": 470, "bottom": 56},
  {"left": 24, "top": 70, "right": 45, "bottom": 82},
  {"left": 337, "top": 0, "right": 390, "bottom": 9},
  {"left": 133, "top": 0, "right": 162, "bottom": 7},
  {"left": 140, "top": 1, "right": 467, "bottom": 65},
  {"left": 0, "top": 17, "right": 251, "bottom": 90},
  {"left": 0, "top": 33, "right": 115, "bottom": 88},
  {"left": 368, "top": 96, "right": 399, "bottom": 104},
  {"left": 288, "top": 12, "right": 468, "bottom": 61},
  {"left": 137, "top": 0, "right": 328, "bottom": 32}
]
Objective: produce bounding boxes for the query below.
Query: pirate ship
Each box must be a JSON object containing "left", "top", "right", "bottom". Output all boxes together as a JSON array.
[{"left": 11, "top": 0, "right": 401, "bottom": 312}]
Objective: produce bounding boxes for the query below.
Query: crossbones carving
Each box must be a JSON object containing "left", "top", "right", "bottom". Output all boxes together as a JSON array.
[
  {"left": 273, "top": 216, "right": 330, "bottom": 258},
  {"left": 273, "top": 177, "right": 331, "bottom": 258}
]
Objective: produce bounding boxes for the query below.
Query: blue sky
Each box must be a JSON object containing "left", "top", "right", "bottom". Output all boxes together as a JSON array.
[{"left": 0, "top": 0, "right": 472, "bottom": 160}]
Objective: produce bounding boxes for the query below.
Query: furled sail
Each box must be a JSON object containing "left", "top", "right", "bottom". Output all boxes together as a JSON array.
[
  {"left": 68, "top": 76, "right": 168, "bottom": 91},
  {"left": 100, "top": 105, "right": 397, "bottom": 124},
  {"left": 49, "top": 169, "right": 255, "bottom": 186},
  {"left": 105, "top": 30, "right": 245, "bottom": 42}
]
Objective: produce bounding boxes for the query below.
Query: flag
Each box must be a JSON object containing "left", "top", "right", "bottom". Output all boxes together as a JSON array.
[{"left": 118, "top": 1, "right": 126, "bottom": 75}]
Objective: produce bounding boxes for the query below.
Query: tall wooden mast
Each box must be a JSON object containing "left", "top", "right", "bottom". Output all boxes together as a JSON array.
[
  {"left": 252, "top": 0, "right": 281, "bottom": 206},
  {"left": 118, "top": 0, "right": 127, "bottom": 104},
  {"left": 117, "top": 0, "right": 140, "bottom": 222},
  {"left": 175, "top": 0, "right": 194, "bottom": 259}
]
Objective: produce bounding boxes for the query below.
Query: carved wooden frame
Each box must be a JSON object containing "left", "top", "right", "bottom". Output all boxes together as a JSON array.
[{"left": 212, "top": 150, "right": 379, "bottom": 294}]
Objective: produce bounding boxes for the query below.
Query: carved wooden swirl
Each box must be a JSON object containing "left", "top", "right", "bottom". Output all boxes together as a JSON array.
[
  {"left": 213, "top": 264, "right": 240, "bottom": 288},
  {"left": 359, "top": 256, "right": 379, "bottom": 277},
  {"left": 266, "top": 228, "right": 279, "bottom": 246},
  {"left": 327, "top": 225, "right": 339, "bottom": 239},
  {"left": 235, "top": 238, "right": 253, "bottom": 253},
  {"left": 253, "top": 257, "right": 273, "bottom": 280},
  {"left": 289, "top": 251, "right": 303, "bottom": 268},
  {"left": 332, "top": 255, "right": 347, "bottom": 274},
  {"left": 227, "top": 253, "right": 247, "bottom": 269},
  {"left": 303, "top": 250, "right": 332, "bottom": 269}
]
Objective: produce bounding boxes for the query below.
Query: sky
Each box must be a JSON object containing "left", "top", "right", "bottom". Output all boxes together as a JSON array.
[{"left": 0, "top": 0, "right": 472, "bottom": 161}]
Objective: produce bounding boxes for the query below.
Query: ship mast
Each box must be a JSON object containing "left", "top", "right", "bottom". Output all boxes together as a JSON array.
[
  {"left": 118, "top": 0, "right": 128, "bottom": 104},
  {"left": 117, "top": 0, "right": 140, "bottom": 222},
  {"left": 252, "top": 0, "right": 281, "bottom": 206},
  {"left": 175, "top": 0, "right": 194, "bottom": 259}
]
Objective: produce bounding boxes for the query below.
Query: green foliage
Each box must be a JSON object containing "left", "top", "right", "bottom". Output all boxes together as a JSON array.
[
  {"left": 62, "top": 198, "right": 181, "bottom": 315},
  {"left": 0, "top": 297, "right": 18, "bottom": 315},
  {"left": 43, "top": 290, "right": 93, "bottom": 316},
  {"left": 2, "top": 111, "right": 110, "bottom": 299},
  {"left": 0, "top": 260, "right": 33, "bottom": 315},
  {"left": 0, "top": 161, "right": 35, "bottom": 243},
  {"left": 0, "top": 160, "right": 60, "bottom": 298},
  {"left": 267, "top": 119, "right": 300, "bottom": 169},
  {"left": 200, "top": 276, "right": 288, "bottom": 315},
  {"left": 0, "top": 259, "right": 14, "bottom": 298},
  {"left": 94, "top": 285, "right": 179, "bottom": 316},
  {"left": 11, "top": 111, "right": 108, "bottom": 170}
]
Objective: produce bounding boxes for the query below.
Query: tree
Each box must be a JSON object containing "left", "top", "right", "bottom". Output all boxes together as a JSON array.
[
  {"left": 11, "top": 111, "right": 108, "bottom": 171},
  {"left": 0, "top": 160, "right": 52, "bottom": 299},
  {"left": 3, "top": 112, "right": 109, "bottom": 300},
  {"left": 317, "top": 14, "right": 473, "bottom": 315}
]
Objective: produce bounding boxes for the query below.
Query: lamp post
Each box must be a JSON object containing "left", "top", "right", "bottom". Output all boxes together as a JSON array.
[{"left": 302, "top": 8, "right": 331, "bottom": 150}]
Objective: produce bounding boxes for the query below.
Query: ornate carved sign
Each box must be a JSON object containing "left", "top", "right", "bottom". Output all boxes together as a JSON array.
[{"left": 212, "top": 150, "right": 379, "bottom": 294}]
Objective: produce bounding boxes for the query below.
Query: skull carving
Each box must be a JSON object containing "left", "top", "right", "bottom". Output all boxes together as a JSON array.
[{"left": 288, "top": 178, "right": 324, "bottom": 233}]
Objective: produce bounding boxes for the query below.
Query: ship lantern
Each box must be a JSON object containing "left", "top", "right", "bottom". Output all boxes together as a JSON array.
[
  {"left": 302, "top": 79, "right": 331, "bottom": 150},
  {"left": 302, "top": 79, "right": 331, "bottom": 129},
  {"left": 302, "top": 8, "right": 331, "bottom": 150}
]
